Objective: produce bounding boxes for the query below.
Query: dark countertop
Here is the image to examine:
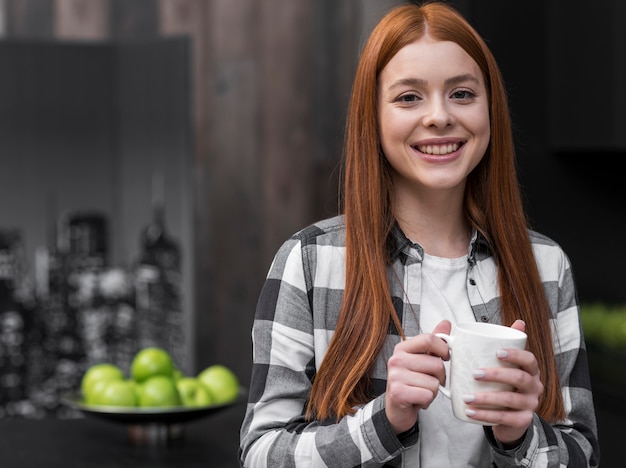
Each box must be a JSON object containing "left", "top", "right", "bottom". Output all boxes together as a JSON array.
[
  {"left": 0, "top": 402, "right": 245, "bottom": 468},
  {"left": 1, "top": 380, "right": 621, "bottom": 467}
]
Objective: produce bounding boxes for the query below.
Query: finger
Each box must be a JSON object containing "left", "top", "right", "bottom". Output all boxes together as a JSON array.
[
  {"left": 432, "top": 319, "right": 451, "bottom": 335},
  {"left": 474, "top": 361, "right": 543, "bottom": 397},
  {"left": 510, "top": 319, "right": 525, "bottom": 333},
  {"left": 386, "top": 372, "right": 441, "bottom": 404},
  {"left": 399, "top": 333, "right": 450, "bottom": 360},
  {"left": 388, "top": 347, "right": 448, "bottom": 381},
  {"left": 496, "top": 348, "right": 540, "bottom": 377},
  {"left": 463, "top": 387, "right": 539, "bottom": 432},
  {"left": 430, "top": 320, "right": 452, "bottom": 360},
  {"left": 464, "top": 404, "right": 534, "bottom": 429}
]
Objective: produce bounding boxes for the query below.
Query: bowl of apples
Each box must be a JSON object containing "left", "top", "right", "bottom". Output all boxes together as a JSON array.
[{"left": 63, "top": 347, "right": 245, "bottom": 444}]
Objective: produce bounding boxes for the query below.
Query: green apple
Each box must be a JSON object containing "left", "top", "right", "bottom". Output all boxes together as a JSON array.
[
  {"left": 172, "top": 367, "right": 183, "bottom": 382},
  {"left": 81, "top": 363, "right": 125, "bottom": 403},
  {"left": 138, "top": 375, "right": 181, "bottom": 408},
  {"left": 130, "top": 347, "right": 175, "bottom": 383},
  {"left": 176, "top": 377, "right": 214, "bottom": 407},
  {"left": 197, "top": 364, "right": 239, "bottom": 405},
  {"left": 85, "top": 379, "right": 111, "bottom": 405},
  {"left": 93, "top": 379, "right": 138, "bottom": 407}
]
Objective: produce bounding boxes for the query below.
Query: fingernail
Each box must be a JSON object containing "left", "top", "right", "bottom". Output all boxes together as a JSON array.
[
  {"left": 472, "top": 369, "right": 485, "bottom": 379},
  {"left": 465, "top": 409, "right": 476, "bottom": 417},
  {"left": 462, "top": 393, "right": 475, "bottom": 403},
  {"left": 497, "top": 349, "right": 508, "bottom": 358}
]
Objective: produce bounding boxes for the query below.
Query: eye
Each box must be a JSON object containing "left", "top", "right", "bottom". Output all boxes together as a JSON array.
[
  {"left": 451, "top": 89, "right": 477, "bottom": 101},
  {"left": 395, "top": 92, "right": 421, "bottom": 104}
]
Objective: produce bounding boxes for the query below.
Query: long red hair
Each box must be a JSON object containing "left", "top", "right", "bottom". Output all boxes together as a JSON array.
[{"left": 307, "top": 1, "right": 565, "bottom": 423}]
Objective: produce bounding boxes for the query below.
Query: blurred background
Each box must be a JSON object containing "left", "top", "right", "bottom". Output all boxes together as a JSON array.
[{"left": 0, "top": 0, "right": 624, "bottom": 459}]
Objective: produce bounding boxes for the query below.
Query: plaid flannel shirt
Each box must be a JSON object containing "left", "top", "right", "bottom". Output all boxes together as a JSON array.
[{"left": 239, "top": 215, "right": 599, "bottom": 467}]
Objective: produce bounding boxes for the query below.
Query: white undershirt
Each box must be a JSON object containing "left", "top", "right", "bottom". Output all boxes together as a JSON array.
[{"left": 404, "top": 252, "right": 490, "bottom": 467}]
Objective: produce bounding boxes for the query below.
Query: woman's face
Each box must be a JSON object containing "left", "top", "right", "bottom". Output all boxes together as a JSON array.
[{"left": 378, "top": 35, "right": 490, "bottom": 198}]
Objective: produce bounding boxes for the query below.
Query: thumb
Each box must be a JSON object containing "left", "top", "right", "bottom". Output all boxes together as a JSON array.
[
  {"left": 432, "top": 319, "right": 452, "bottom": 336},
  {"left": 510, "top": 319, "right": 526, "bottom": 333}
]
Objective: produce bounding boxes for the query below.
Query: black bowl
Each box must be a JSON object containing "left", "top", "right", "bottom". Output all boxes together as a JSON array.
[{"left": 62, "top": 387, "right": 247, "bottom": 425}]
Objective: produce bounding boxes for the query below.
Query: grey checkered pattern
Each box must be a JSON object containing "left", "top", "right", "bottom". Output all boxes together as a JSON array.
[{"left": 239, "top": 215, "right": 599, "bottom": 467}]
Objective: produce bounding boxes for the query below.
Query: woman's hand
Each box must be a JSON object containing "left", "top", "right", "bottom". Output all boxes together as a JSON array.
[
  {"left": 385, "top": 320, "right": 452, "bottom": 434},
  {"left": 463, "top": 319, "right": 544, "bottom": 447}
]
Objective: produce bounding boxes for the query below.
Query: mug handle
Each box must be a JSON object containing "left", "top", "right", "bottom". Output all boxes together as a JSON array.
[{"left": 434, "top": 332, "right": 453, "bottom": 399}]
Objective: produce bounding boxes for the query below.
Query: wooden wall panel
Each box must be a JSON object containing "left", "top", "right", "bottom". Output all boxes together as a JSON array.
[
  {"left": 54, "top": 0, "right": 109, "bottom": 40},
  {"left": 6, "top": 0, "right": 54, "bottom": 38},
  {"left": 0, "top": 0, "right": 398, "bottom": 382},
  {"left": 110, "top": 0, "right": 158, "bottom": 39},
  {"left": 259, "top": 1, "right": 316, "bottom": 261},
  {"left": 193, "top": 0, "right": 261, "bottom": 376},
  {"left": 157, "top": 0, "right": 209, "bottom": 373},
  {"left": 0, "top": 0, "right": 9, "bottom": 36}
]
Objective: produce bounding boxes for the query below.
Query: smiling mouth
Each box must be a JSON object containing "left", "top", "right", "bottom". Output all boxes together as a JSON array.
[{"left": 416, "top": 142, "right": 462, "bottom": 155}]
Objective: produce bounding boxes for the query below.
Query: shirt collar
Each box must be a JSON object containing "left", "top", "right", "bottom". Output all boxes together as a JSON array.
[{"left": 387, "top": 222, "right": 492, "bottom": 264}]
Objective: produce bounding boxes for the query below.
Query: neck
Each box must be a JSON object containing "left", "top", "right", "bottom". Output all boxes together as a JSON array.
[
  {"left": 399, "top": 218, "right": 471, "bottom": 258},
  {"left": 394, "top": 190, "right": 470, "bottom": 258}
]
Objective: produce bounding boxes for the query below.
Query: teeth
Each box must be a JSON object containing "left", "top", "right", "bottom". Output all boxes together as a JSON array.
[{"left": 418, "top": 143, "right": 460, "bottom": 155}]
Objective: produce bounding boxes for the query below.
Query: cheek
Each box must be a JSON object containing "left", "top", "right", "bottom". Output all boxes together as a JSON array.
[
  {"left": 379, "top": 110, "right": 411, "bottom": 150},
  {"left": 476, "top": 105, "right": 491, "bottom": 141},
  {"left": 469, "top": 123, "right": 490, "bottom": 171},
  {"left": 466, "top": 108, "right": 490, "bottom": 154},
  {"left": 476, "top": 119, "right": 491, "bottom": 155}
]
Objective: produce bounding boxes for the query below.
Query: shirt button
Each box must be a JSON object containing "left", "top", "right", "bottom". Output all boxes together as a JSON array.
[
  {"left": 469, "top": 279, "right": 476, "bottom": 285},
  {"left": 480, "top": 316, "right": 489, "bottom": 322}
]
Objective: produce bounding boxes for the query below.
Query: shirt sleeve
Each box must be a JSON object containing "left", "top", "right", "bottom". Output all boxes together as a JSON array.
[
  {"left": 485, "top": 243, "right": 600, "bottom": 467},
  {"left": 239, "top": 235, "right": 416, "bottom": 467}
]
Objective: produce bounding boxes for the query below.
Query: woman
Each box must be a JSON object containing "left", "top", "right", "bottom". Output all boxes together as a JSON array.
[{"left": 239, "top": 2, "right": 599, "bottom": 466}]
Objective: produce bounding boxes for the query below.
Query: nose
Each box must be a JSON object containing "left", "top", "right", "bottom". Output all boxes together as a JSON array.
[{"left": 422, "top": 97, "right": 452, "bottom": 128}]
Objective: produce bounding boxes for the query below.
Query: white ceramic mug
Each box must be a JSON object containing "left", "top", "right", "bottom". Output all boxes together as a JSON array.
[{"left": 435, "top": 321, "right": 527, "bottom": 425}]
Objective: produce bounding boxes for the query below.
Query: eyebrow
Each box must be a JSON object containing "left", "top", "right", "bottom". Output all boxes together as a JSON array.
[{"left": 387, "top": 73, "right": 480, "bottom": 90}]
